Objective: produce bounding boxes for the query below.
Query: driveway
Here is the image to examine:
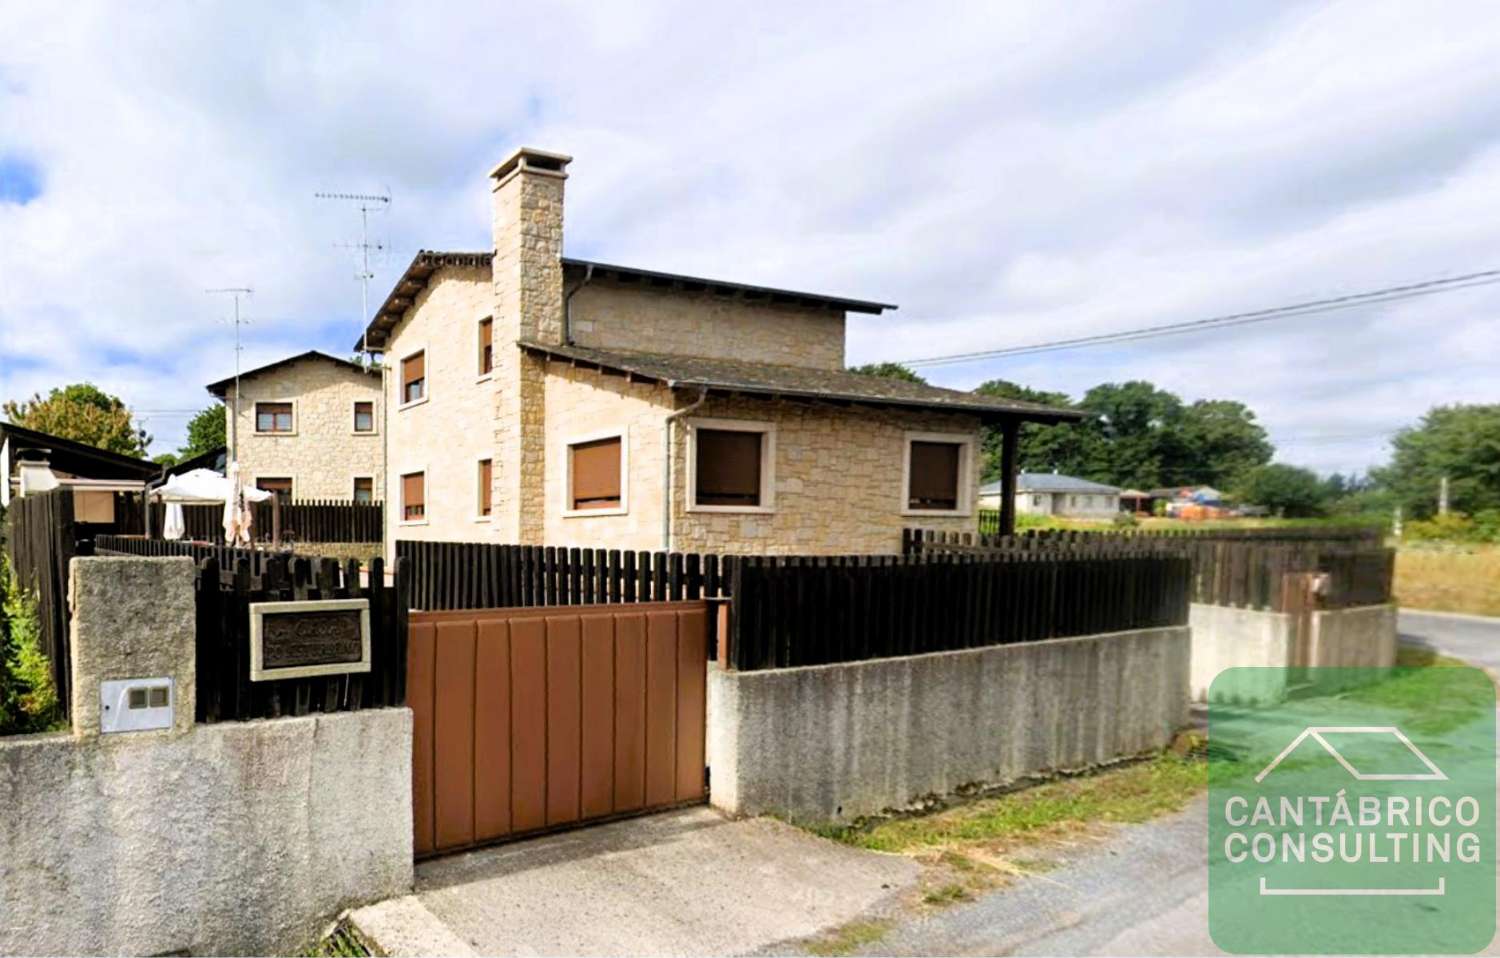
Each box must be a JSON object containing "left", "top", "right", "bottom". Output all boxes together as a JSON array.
[{"left": 351, "top": 806, "right": 919, "bottom": 956}]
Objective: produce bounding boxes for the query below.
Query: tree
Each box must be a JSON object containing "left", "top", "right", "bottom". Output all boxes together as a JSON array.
[
  {"left": 848, "top": 362, "right": 927, "bottom": 384},
  {"left": 1174, "top": 400, "right": 1273, "bottom": 489},
  {"left": 970, "top": 380, "right": 1094, "bottom": 480},
  {"left": 2, "top": 383, "right": 149, "bottom": 457},
  {"left": 179, "top": 404, "right": 226, "bottom": 459},
  {"left": 1234, "top": 463, "right": 1329, "bottom": 517},
  {"left": 1371, "top": 404, "right": 1500, "bottom": 519},
  {"left": 152, "top": 452, "right": 181, "bottom": 467},
  {"left": 1075, "top": 381, "right": 1186, "bottom": 489}
]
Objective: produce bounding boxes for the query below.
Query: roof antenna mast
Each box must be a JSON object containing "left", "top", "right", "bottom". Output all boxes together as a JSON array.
[
  {"left": 206, "top": 287, "right": 253, "bottom": 466},
  {"left": 315, "top": 190, "right": 391, "bottom": 359}
]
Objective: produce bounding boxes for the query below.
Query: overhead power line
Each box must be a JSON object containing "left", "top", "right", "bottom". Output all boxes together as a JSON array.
[{"left": 898, "top": 269, "right": 1500, "bottom": 368}]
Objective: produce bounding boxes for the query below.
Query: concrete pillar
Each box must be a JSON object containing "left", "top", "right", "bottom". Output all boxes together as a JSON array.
[{"left": 489, "top": 147, "right": 571, "bottom": 542}]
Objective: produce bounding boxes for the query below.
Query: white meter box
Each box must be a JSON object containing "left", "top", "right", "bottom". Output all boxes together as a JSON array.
[{"left": 100, "top": 677, "right": 174, "bottom": 733}]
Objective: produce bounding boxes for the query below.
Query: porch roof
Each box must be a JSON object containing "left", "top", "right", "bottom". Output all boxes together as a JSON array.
[{"left": 517, "top": 341, "right": 1086, "bottom": 423}]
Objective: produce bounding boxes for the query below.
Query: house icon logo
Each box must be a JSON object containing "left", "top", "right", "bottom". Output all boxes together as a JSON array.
[{"left": 1255, "top": 726, "right": 1447, "bottom": 784}]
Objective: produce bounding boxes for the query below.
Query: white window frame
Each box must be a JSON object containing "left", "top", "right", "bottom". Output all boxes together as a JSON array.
[
  {"left": 397, "top": 346, "right": 429, "bottom": 411},
  {"left": 476, "top": 316, "right": 495, "bottom": 382},
  {"left": 561, "top": 427, "right": 630, "bottom": 518},
  {"left": 252, "top": 398, "right": 298, "bottom": 436},
  {"left": 351, "top": 399, "right": 378, "bottom": 435},
  {"left": 475, "top": 455, "right": 495, "bottom": 522},
  {"left": 900, "top": 430, "right": 974, "bottom": 517},
  {"left": 351, "top": 474, "right": 376, "bottom": 504},
  {"left": 251, "top": 474, "right": 295, "bottom": 500},
  {"left": 685, "top": 417, "right": 777, "bottom": 515},
  {"left": 398, "top": 467, "right": 428, "bottom": 526}
]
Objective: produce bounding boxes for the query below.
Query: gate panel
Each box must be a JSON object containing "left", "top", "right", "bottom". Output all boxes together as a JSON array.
[{"left": 410, "top": 600, "right": 709, "bottom": 858}]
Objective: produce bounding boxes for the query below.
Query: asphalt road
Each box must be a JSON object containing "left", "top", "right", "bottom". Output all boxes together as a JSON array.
[{"left": 855, "top": 609, "right": 1500, "bottom": 956}]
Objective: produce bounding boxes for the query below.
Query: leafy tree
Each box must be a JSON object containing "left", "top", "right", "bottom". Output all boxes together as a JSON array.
[
  {"left": 179, "top": 404, "right": 226, "bottom": 459},
  {"left": 1234, "top": 463, "right": 1329, "bottom": 517},
  {"left": 2, "top": 383, "right": 149, "bottom": 457},
  {"left": 1174, "top": 400, "right": 1272, "bottom": 489},
  {"left": 971, "top": 380, "right": 1095, "bottom": 480},
  {"left": 847, "top": 362, "right": 927, "bottom": 384},
  {"left": 1371, "top": 404, "right": 1500, "bottom": 519},
  {"left": 1076, "top": 381, "right": 1186, "bottom": 489},
  {"left": 152, "top": 452, "right": 181, "bottom": 467}
]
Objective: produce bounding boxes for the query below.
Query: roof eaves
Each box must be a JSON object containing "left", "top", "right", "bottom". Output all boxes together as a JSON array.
[
  {"left": 359, "top": 250, "right": 492, "bottom": 352},
  {"left": 561, "top": 257, "right": 896, "bottom": 315}
]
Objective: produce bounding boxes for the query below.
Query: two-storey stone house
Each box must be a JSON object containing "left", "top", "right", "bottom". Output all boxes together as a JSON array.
[
  {"left": 360, "top": 147, "right": 1081, "bottom": 555},
  {"left": 206, "top": 350, "right": 383, "bottom": 503}
]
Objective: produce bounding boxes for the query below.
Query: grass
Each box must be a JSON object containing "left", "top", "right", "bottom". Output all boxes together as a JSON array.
[
  {"left": 803, "top": 919, "right": 893, "bottom": 957},
  {"left": 1395, "top": 544, "right": 1500, "bottom": 617},
  {"left": 298, "top": 922, "right": 370, "bottom": 958},
  {"left": 1338, "top": 644, "right": 1495, "bottom": 736}
]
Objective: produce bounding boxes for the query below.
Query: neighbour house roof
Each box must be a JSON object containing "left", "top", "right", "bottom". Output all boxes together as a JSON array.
[
  {"left": 357, "top": 250, "right": 898, "bottom": 352},
  {"left": 0, "top": 421, "right": 161, "bottom": 482},
  {"left": 517, "top": 341, "right": 1086, "bottom": 423},
  {"left": 982, "top": 473, "right": 1122, "bottom": 495},
  {"left": 204, "top": 350, "right": 371, "bottom": 397}
]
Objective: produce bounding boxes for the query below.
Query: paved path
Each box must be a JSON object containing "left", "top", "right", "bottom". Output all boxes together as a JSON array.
[{"left": 844, "top": 608, "right": 1500, "bottom": 956}]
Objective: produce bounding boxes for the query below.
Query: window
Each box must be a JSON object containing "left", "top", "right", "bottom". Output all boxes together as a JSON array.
[
  {"left": 353, "top": 477, "right": 374, "bottom": 504},
  {"left": 692, "top": 425, "right": 770, "bottom": 509},
  {"left": 477, "top": 459, "right": 492, "bottom": 518},
  {"left": 1032, "top": 494, "right": 1043, "bottom": 507},
  {"left": 353, "top": 401, "right": 374, "bottom": 433},
  {"left": 401, "top": 472, "right": 425, "bottom": 522},
  {"left": 478, "top": 318, "right": 493, "bottom": 376},
  {"left": 401, "top": 351, "right": 426, "bottom": 405},
  {"left": 255, "top": 402, "right": 293, "bottom": 433},
  {"left": 569, "top": 437, "right": 622, "bottom": 511},
  {"left": 903, "top": 433, "right": 971, "bottom": 514},
  {"left": 256, "top": 477, "right": 293, "bottom": 501}
]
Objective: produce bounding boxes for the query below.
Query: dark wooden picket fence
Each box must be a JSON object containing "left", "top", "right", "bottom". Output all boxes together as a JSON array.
[
  {"left": 95, "top": 534, "right": 313, "bottom": 576},
  {"left": 1, "top": 490, "right": 78, "bottom": 716},
  {"left": 148, "top": 498, "right": 383, "bottom": 543},
  {"left": 905, "top": 527, "right": 1393, "bottom": 612},
  {"left": 726, "top": 551, "right": 1191, "bottom": 671},
  {"left": 397, "top": 539, "right": 734, "bottom": 611}
]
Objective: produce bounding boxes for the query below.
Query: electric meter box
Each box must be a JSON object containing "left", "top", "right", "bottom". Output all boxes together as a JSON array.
[{"left": 100, "top": 677, "right": 174, "bottom": 733}]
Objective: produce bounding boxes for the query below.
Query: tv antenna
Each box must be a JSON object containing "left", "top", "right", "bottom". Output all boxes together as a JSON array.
[
  {"left": 315, "top": 190, "right": 390, "bottom": 356},
  {"left": 206, "top": 286, "right": 253, "bottom": 465}
]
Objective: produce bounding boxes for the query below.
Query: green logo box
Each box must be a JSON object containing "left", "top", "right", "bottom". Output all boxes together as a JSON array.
[{"left": 1208, "top": 665, "right": 1495, "bottom": 954}]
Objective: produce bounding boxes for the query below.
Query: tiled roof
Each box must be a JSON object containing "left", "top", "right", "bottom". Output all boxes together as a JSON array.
[
  {"left": 517, "top": 341, "right": 1086, "bottom": 423},
  {"left": 205, "top": 350, "right": 371, "bottom": 397}
]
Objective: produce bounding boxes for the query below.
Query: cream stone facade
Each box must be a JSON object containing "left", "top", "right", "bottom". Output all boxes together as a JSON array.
[
  {"left": 217, "top": 354, "right": 382, "bottom": 501},
  {"left": 364, "top": 146, "right": 1078, "bottom": 557}
]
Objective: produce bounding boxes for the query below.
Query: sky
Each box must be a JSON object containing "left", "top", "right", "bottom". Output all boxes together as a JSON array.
[{"left": 2, "top": 0, "right": 1498, "bottom": 475}]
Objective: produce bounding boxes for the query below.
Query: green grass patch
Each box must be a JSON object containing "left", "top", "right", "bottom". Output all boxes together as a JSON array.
[
  {"left": 298, "top": 922, "right": 369, "bottom": 958},
  {"left": 803, "top": 918, "right": 892, "bottom": 957},
  {"left": 1336, "top": 644, "right": 1495, "bottom": 736}
]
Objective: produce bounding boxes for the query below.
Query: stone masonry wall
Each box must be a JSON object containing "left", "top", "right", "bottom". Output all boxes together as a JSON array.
[
  {"left": 568, "top": 282, "right": 846, "bottom": 370},
  {"left": 228, "top": 359, "right": 382, "bottom": 501}
]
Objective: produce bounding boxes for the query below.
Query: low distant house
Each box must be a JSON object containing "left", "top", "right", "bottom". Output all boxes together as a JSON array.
[
  {"left": 0, "top": 421, "right": 159, "bottom": 530},
  {"left": 357, "top": 146, "right": 1083, "bottom": 555},
  {"left": 981, "top": 472, "right": 1121, "bottom": 518},
  {"left": 205, "top": 351, "right": 383, "bottom": 503},
  {"left": 1146, "top": 485, "right": 1227, "bottom": 517}
]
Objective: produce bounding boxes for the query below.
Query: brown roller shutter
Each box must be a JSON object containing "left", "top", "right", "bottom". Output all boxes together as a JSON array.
[
  {"left": 570, "top": 437, "right": 621, "bottom": 509},
  {"left": 479, "top": 319, "right": 493, "bottom": 374},
  {"left": 695, "top": 429, "right": 762, "bottom": 506},
  {"left": 403, "top": 472, "right": 425, "bottom": 520},
  {"left": 402, "top": 351, "right": 426, "bottom": 403},
  {"left": 478, "top": 459, "right": 493, "bottom": 515},
  {"left": 908, "top": 441, "right": 960, "bottom": 510}
]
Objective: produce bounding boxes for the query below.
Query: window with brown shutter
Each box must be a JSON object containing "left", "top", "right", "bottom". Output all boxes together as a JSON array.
[
  {"left": 255, "top": 402, "right": 293, "bottom": 433},
  {"left": 477, "top": 459, "right": 492, "bottom": 516},
  {"left": 402, "top": 472, "right": 425, "bottom": 521},
  {"left": 569, "top": 437, "right": 621, "bottom": 510},
  {"left": 353, "top": 401, "right": 374, "bottom": 433},
  {"left": 907, "top": 441, "right": 961, "bottom": 510},
  {"left": 353, "top": 477, "right": 374, "bottom": 503},
  {"left": 256, "top": 477, "right": 293, "bottom": 501},
  {"left": 401, "top": 351, "right": 426, "bottom": 404},
  {"left": 478, "top": 318, "right": 493, "bottom": 375},
  {"left": 695, "top": 428, "right": 763, "bottom": 507}
]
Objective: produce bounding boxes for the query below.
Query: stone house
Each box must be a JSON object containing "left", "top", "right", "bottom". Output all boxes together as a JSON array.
[
  {"left": 359, "top": 147, "right": 1081, "bottom": 555},
  {"left": 206, "top": 350, "right": 383, "bottom": 503}
]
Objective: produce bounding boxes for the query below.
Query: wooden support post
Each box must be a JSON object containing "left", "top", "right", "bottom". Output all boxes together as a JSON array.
[{"left": 999, "top": 418, "right": 1019, "bottom": 536}]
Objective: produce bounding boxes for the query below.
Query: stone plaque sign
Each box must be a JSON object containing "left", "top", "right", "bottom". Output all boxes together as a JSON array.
[{"left": 248, "top": 599, "right": 371, "bottom": 681}]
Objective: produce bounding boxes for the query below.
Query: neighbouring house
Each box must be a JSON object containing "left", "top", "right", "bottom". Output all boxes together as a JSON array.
[
  {"left": 1147, "top": 485, "right": 1228, "bottom": 518},
  {"left": 980, "top": 471, "right": 1122, "bottom": 518},
  {"left": 0, "top": 421, "right": 160, "bottom": 530},
  {"left": 359, "top": 147, "right": 1082, "bottom": 555},
  {"left": 205, "top": 350, "right": 383, "bottom": 503}
]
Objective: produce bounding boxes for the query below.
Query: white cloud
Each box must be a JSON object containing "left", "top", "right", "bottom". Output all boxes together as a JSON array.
[{"left": 1, "top": 0, "right": 1497, "bottom": 475}]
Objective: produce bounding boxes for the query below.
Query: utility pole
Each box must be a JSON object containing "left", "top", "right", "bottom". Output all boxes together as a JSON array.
[
  {"left": 206, "top": 287, "right": 253, "bottom": 466},
  {"left": 315, "top": 190, "right": 390, "bottom": 356},
  {"left": 1439, "top": 475, "right": 1450, "bottom": 516}
]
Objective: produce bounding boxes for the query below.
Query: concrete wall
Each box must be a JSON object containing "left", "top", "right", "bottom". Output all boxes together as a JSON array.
[
  {"left": 0, "top": 557, "right": 413, "bottom": 956},
  {"left": 568, "top": 281, "right": 847, "bottom": 370},
  {"left": 227, "top": 358, "right": 383, "bottom": 501},
  {"left": 707, "top": 626, "right": 1191, "bottom": 823},
  {"left": 1309, "top": 604, "right": 1399, "bottom": 669}
]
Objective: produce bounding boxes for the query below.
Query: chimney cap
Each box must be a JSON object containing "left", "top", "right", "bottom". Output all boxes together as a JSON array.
[{"left": 489, "top": 146, "right": 572, "bottom": 184}]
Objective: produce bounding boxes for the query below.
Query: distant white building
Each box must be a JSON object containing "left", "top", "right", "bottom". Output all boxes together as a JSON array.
[{"left": 980, "top": 472, "right": 1123, "bottom": 518}]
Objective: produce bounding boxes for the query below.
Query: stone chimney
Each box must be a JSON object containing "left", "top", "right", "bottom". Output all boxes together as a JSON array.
[{"left": 488, "top": 147, "right": 570, "bottom": 541}]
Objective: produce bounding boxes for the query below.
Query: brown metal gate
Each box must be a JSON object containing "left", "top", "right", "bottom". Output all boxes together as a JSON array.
[{"left": 407, "top": 600, "right": 709, "bottom": 858}]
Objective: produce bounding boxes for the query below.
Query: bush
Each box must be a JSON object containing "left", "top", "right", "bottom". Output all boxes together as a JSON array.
[
  {"left": 0, "top": 552, "right": 62, "bottom": 735},
  {"left": 1402, "top": 511, "right": 1500, "bottom": 544},
  {"left": 1112, "top": 512, "right": 1140, "bottom": 529}
]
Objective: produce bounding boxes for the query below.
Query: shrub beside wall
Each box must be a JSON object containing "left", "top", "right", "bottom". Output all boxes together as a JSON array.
[{"left": 0, "top": 549, "right": 63, "bottom": 734}]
